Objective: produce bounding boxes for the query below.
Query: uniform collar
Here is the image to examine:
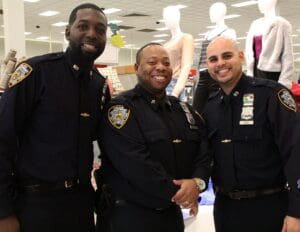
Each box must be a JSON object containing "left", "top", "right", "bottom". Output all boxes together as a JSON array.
[
  {"left": 65, "top": 48, "right": 93, "bottom": 79},
  {"left": 218, "top": 74, "right": 248, "bottom": 105},
  {"left": 134, "top": 84, "right": 171, "bottom": 110}
]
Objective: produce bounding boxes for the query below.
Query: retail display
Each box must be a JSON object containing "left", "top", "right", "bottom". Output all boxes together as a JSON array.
[
  {"left": 245, "top": 0, "right": 294, "bottom": 88},
  {"left": 163, "top": 5, "right": 194, "bottom": 102},
  {"left": 98, "top": 66, "right": 124, "bottom": 96},
  {"left": 0, "top": 49, "right": 17, "bottom": 92}
]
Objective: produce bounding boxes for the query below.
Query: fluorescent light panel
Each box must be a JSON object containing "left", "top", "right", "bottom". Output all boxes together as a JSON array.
[
  {"left": 39, "top": 11, "right": 59, "bottom": 17},
  {"left": 24, "top": 0, "right": 40, "bottom": 2},
  {"left": 108, "top": 20, "right": 123, "bottom": 24},
  {"left": 151, "top": 39, "right": 166, "bottom": 43},
  {"left": 36, "top": 36, "right": 49, "bottom": 40},
  {"left": 52, "top": 22, "right": 68, "bottom": 27},
  {"left": 231, "top": 1, "right": 257, "bottom": 8},
  {"left": 156, "top": 27, "right": 168, "bottom": 31},
  {"left": 153, "top": 34, "right": 169, "bottom": 38},
  {"left": 103, "top": 8, "right": 121, "bottom": 14},
  {"left": 224, "top": 14, "right": 241, "bottom": 19}
]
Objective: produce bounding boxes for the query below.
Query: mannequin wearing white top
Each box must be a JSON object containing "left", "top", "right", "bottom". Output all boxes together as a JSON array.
[
  {"left": 163, "top": 6, "right": 194, "bottom": 100},
  {"left": 245, "top": 0, "right": 294, "bottom": 88},
  {"left": 194, "top": 2, "right": 236, "bottom": 113}
]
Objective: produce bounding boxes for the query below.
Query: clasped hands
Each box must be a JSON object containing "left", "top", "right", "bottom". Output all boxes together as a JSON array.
[{"left": 171, "top": 179, "right": 200, "bottom": 216}]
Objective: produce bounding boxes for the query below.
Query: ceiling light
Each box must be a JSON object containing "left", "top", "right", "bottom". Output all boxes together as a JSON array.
[
  {"left": 297, "top": 29, "right": 300, "bottom": 32},
  {"left": 293, "top": 44, "right": 300, "bottom": 46},
  {"left": 224, "top": 14, "right": 241, "bottom": 19},
  {"left": 237, "top": 37, "right": 247, "bottom": 40},
  {"left": 24, "top": 0, "right": 40, "bottom": 2},
  {"left": 156, "top": 27, "right": 168, "bottom": 31},
  {"left": 108, "top": 20, "right": 123, "bottom": 24},
  {"left": 206, "top": 26, "right": 216, "bottom": 29},
  {"left": 24, "top": 32, "right": 32, "bottom": 35},
  {"left": 151, "top": 39, "right": 166, "bottom": 43},
  {"left": 36, "top": 36, "right": 49, "bottom": 40},
  {"left": 231, "top": 1, "right": 257, "bottom": 8},
  {"left": 52, "top": 22, "right": 68, "bottom": 27},
  {"left": 175, "top": 5, "right": 187, "bottom": 9},
  {"left": 198, "top": 33, "right": 206, "bottom": 36},
  {"left": 153, "top": 34, "right": 169, "bottom": 38},
  {"left": 39, "top": 11, "right": 59, "bottom": 17},
  {"left": 292, "top": 34, "right": 298, "bottom": 37},
  {"left": 103, "top": 8, "right": 121, "bottom": 14}
]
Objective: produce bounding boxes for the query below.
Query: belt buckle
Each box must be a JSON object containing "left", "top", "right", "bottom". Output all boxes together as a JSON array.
[{"left": 64, "top": 180, "right": 73, "bottom": 188}]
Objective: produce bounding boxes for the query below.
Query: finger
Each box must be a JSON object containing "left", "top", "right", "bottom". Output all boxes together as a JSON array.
[{"left": 173, "top": 179, "right": 183, "bottom": 186}]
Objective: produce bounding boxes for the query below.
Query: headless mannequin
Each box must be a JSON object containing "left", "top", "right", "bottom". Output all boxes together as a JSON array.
[
  {"left": 163, "top": 6, "right": 194, "bottom": 100},
  {"left": 193, "top": 2, "right": 236, "bottom": 113},
  {"left": 245, "top": 0, "right": 294, "bottom": 88}
]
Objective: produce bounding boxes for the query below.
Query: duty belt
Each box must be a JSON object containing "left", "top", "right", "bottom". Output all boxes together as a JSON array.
[
  {"left": 215, "top": 186, "right": 285, "bottom": 200},
  {"left": 20, "top": 178, "right": 80, "bottom": 194}
]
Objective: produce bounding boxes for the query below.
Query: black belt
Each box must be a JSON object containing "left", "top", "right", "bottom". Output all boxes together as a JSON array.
[
  {"left": 215, "top": 186, "right": 285, "bottom": 200},
  {"left": 115, "top": 199, "right": 173, "bottom": 212},
  {"left": 20, "top": 179, "right": 80, "bottom": 194}
]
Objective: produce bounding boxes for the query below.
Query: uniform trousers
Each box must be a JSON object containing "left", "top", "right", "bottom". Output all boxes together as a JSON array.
[
  {"left": 213, "top": 191, "right": 288, "bottom": 232},
  {"left": 15, "top": 185, "right": 95, "bottom": 232},
  {"left": 97, "top": 200, "right": 184, "bottom": 232}
]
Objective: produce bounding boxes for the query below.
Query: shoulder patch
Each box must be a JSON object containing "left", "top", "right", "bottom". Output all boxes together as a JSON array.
[
  {"left": 108, "top": 105, "right": 130, "bottom": 129},
  {"left": 277, "top": 89, "right": 297, "bottom": 112},
  {"left": 8, "top": 63, "right": 33, "bottom": 88}
]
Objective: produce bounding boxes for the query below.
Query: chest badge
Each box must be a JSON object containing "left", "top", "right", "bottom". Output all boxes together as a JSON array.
[
  {"left": 240, "top": 93, "right": 254, "bottom": 125},
  {"left": 108, "top": 105, "right": 130, "bottom": 129}
]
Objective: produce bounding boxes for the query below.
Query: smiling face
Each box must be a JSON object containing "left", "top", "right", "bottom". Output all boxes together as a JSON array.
[
  {"left": 65, "top": 8, "right": 107, "bottom": 63},
  {"left": 206, "top": 37, "right": 244, "bottom": 94},
  {"left": 135, "top": 44, "right": 173, "bottom": 98}
]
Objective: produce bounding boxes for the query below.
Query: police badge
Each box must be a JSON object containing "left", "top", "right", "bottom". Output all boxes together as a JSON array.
[
  {"left": 8, "top": 63, "right": 33, "bottom": 88},
  {"left": 108, "top": 105, "right": 130, "bottom": 129},
  {"left": 278, "top": 89, "right": 297, "bottom": 112}
]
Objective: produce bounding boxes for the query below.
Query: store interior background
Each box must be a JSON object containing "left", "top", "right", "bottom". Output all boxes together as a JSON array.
[
  {"left": 1, "top": 0, "right": 300, "bottom": 82},
  {"left": 1, "top": 1, "right": 297, "bottom": 231}
]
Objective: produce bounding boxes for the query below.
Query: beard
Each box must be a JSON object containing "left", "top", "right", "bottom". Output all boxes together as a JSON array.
[{"left": 68, "top": 40, "right": 105, "bottom": 66}]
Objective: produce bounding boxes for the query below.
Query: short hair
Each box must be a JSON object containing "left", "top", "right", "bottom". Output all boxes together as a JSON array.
[
  {"left": 136, "top": 43, "right": 162, "bottom": 64},
  {"left": 68, "top": 3, "right": 105, "bottom": 25}
]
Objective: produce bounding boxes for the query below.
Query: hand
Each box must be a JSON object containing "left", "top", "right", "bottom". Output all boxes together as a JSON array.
[
  {"left": 171, "top": 179, "right": 199, "bottom": 208},
  {"left": 281, "top": 216, "right": 300, "bottom": 232},
  {"left": 189, "top": 201, "right": 199, "bottom": 217},
  {"left": 0, "top": 215, "right": 20, "bottom": 232}
]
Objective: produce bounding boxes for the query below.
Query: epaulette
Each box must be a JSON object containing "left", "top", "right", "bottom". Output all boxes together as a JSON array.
[
  {"left": 248, "top": 76, "right": 277, "bottom": 89},
  {"left": 26, "top": 52, "right": 64, "bottom": 66}
]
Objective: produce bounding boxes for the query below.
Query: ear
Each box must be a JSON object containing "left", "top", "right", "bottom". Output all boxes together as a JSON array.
[
  {"left": 65, "top": 25, "right": 71, "bottom": 41},
  {"left": 134, "top": 63, "right": 139, "bottom": 72},
  {"left": 239, "top": 51, "right": 245, "bottom": 63}
]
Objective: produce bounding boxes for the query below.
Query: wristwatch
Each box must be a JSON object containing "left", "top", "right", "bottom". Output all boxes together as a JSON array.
[{"left": 193, "top": 178, "right": 206, "bottom": 192}]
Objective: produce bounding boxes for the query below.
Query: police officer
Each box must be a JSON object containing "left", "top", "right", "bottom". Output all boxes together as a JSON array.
[
  {"left": 0, "top": 3, "right": 110, "bottom": 232},
  {"left": 95, "top": 43, "right": 212, "bottom": 232},
  {"left": 203, "top": 36, "right": 300, "bottom": 232}
]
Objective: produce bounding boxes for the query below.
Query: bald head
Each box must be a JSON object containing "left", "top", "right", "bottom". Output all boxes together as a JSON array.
[{"left": 205, "top": 36, "right": 244, "bottom": 94}]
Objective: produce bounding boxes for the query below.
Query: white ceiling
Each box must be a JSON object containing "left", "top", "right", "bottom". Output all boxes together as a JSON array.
[{"left": 0, "top": 0, "right": 300, "bottom": 58}]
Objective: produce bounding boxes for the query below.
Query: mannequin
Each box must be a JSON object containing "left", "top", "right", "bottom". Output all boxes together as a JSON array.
[
  {"left": 193, "top": 2, "right": 236, "bottom": 113},
  {"left": 245, "top": 0, "right": 294, "bottom": 88},
  {"left": 163, "top": 6, "right": 194, "bottom": 101}
]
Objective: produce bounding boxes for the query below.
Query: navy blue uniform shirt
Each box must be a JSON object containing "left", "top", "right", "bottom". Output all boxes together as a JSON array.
[
  {"left": 0, "top": 49, "right": 110, "bottom": 218},
  {"left": 98, "top": 84, "right": 212, "bottom": 210},
  {"left": 203, "top": 74, "right": 300, "bottom": 217}
]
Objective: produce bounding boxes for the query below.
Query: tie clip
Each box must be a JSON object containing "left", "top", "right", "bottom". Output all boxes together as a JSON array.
[
  {"left": 221, "top": 139, "right": 232, "bottom": 143},
  {"left": 172, "top": 139, "right": 182, "bottom": 144},
  {"left": 80, "top": 112, "right": 90, "bottom": 117}
]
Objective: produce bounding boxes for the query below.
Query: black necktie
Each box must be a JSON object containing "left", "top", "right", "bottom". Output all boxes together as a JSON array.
[{"left": 78, "top": 74, "right": 93, "bottom": 184}]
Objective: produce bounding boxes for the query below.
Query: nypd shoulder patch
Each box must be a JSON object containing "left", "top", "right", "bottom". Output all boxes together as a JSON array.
[
  {"left": 277, "top": 89, "right": 297, "bottom": 112},
  {"left": 108, "top": 104, "right": 130, "bottom": 129},
  {"left": 8, "top": 63, "right": 33, "bottom": 88}
]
